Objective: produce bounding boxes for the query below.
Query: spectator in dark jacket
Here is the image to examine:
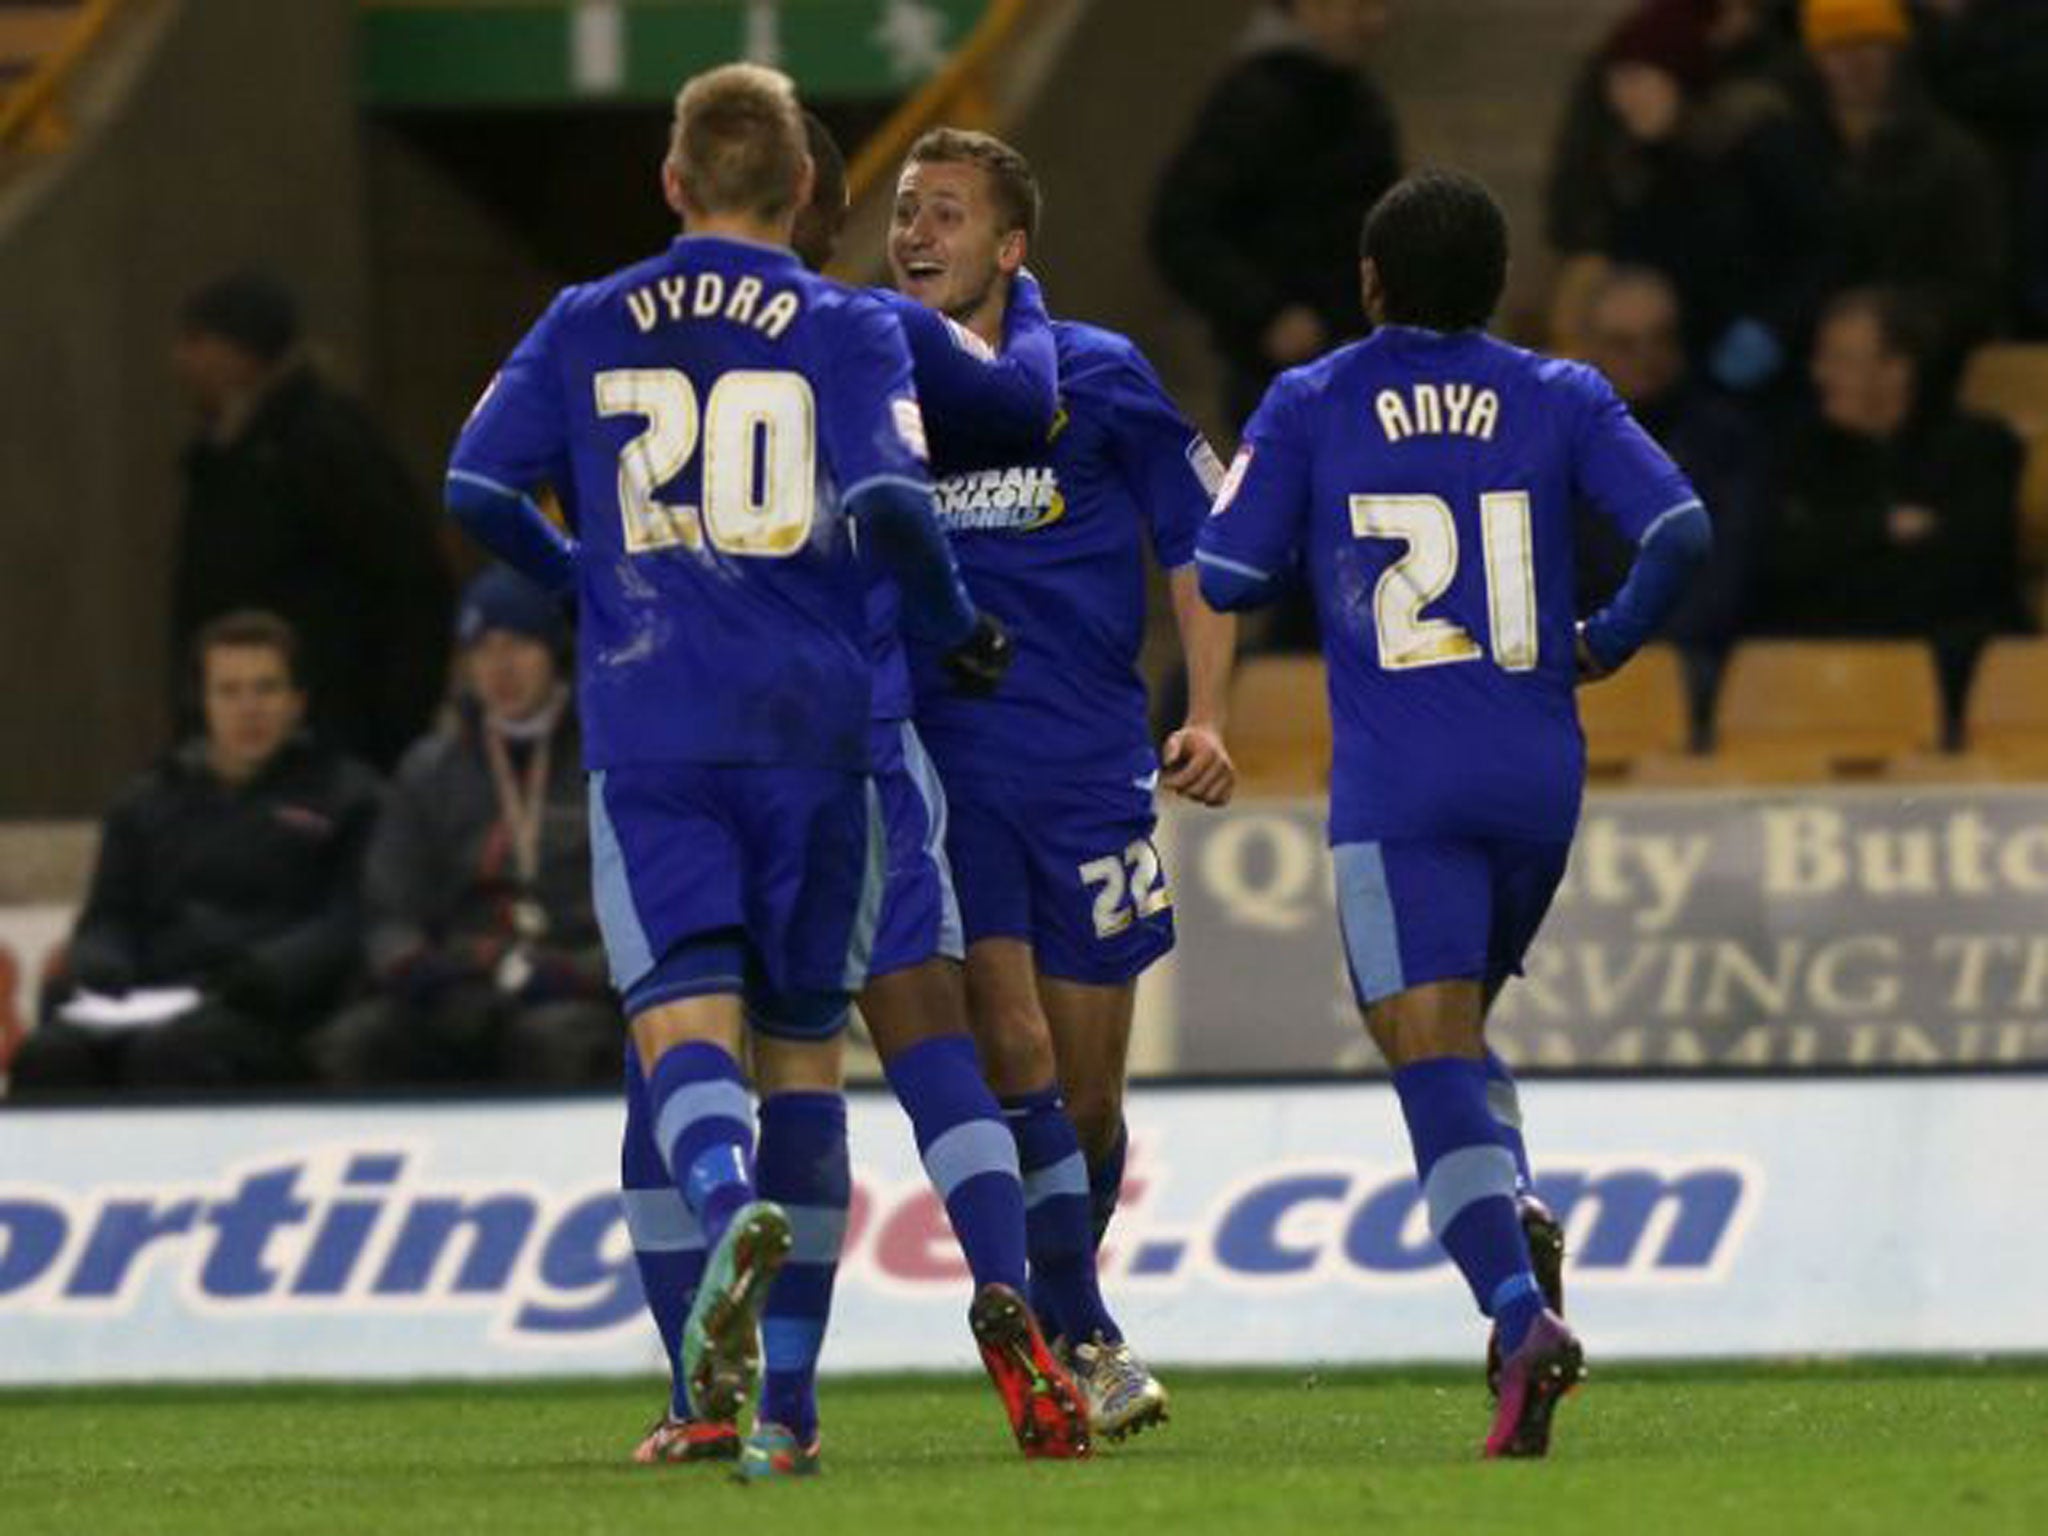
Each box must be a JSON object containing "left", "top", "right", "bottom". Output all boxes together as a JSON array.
[
  {"left": 1576, "top": 267, "right": 1775, "bottom": 728},
  {"left": 171, "top": 270, "right": 451, "bottom": 771},
  {"left": 1917, "top": 0, "right": 2048, "bottom": 335},
  {"left": 1799, "top": 0, "right": 2007, "bottom": 356},
  {"left": 1757, "top": 287, "right": 2029, "bottom": 720},
  {"left": 1546, "top": 0, "right": 1833, "bottom": 392},
  {"left": 10, "top": 612, "right": 380, "bottom": 1096},
  {"left": 310, "top": 569, "right": 615, "bottom": 1088},
  {"left": 1151, "top": 0, "right": 1401, "bottom": 430}
]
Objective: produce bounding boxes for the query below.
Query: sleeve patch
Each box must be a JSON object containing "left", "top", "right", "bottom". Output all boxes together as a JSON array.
[
  {"left": 892, "top": 396, "right": 930, "bottom": 461},
  {"left": 1211, "top": 446, "right": 1253, "bottom": 514},
  {"left": 1186, "top": 435, "right": 1226, "bottom": 497}
]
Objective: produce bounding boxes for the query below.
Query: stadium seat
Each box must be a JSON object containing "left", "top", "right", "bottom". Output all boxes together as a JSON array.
[
  {"left": 1711, "top": 640, "right": 1942, "bottom": 781},
  {"left": 2020, "top": 442, "right": 2048, "bottom": 574},
  {"left": 0, "top": 5, "right": 76, "bottom": 86},
  {"left": 1578, "top": 642, "right": 1690, "bottom": 781},
  {"left": 1961, "top": 344, "right": 2048, "bottom": 436},
  {"left": 1960, "top": 344, "right": 2048, "bottom": 577},
  {"left": 1962, "top": 636, "right": 2048, "bottom": 780},
  {"left": 1227, "top": 654, "right": 1331, "bottom": 794}
]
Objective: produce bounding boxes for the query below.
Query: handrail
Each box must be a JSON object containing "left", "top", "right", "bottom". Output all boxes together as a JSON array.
[
  {"left": 843, "top": 0, "right": 1030, "bottom": 206},
  {"left": 0, "top": 0, "right": 128, "bottom": 154}
]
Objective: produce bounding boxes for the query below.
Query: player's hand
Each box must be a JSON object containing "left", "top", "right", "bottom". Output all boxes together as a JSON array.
[
  {"left": 944, "top": 612, "right": 1013, "bottom": 697},
  {"left": 1162, "top": 723, "right": 1236, "bottom": 806},
  {"left": 1575, "top": 625, "right": 1613, "bottom": 686}
]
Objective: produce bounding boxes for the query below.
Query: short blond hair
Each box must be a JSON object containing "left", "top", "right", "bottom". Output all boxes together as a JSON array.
[
  {"left": 668, "top": 63, "right": 807, "bottom": 220},
  {"left": 906, "top": 127, "right": 1041, "bottom": 242}
]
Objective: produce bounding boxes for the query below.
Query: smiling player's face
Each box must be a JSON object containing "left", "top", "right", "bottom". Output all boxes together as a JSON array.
[{"left": 889, "top": 160, "right": 1020, "bottom": 332}]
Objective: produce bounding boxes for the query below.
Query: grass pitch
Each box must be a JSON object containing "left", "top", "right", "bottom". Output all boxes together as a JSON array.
[{"left": 3, "top": 1361, "right": 2043, "bottom": 1535}]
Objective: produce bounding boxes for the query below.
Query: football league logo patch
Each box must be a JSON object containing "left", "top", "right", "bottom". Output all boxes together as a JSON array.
[
  {"left": 892, "top": 396, "right": 930, "bottom": 462},
  {"left": 1212, "top": 446, "right": 1253, "bottom": 514}
]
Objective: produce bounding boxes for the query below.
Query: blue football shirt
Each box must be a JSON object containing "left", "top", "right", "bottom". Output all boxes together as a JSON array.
[
  {"left": 862, "top": 278, "right": 1057, "bottom": 725},
  {"left": 1198, "top": 325, "right": 1699, "bottom": 843},
  {"left": 449, "top": 235, "right": 932, "bottom": 773},
  {"left": 907, "top": 321, "right": 1221, "bottom": 782}
]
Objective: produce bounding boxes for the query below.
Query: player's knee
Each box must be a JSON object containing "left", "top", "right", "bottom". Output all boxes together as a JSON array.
[
  {"left": 1364, "top": 980, "right": 1487, "bottom": 1067},
  {"left": 752, "top": 1031, "right": 844, "bottom": 1094},
  {"left": 972, "top": 1003, "right": 1056, "bottom": 1096},
  {"left": 1062, "top": 1087, "right": 1123, "bottom": 1163}
]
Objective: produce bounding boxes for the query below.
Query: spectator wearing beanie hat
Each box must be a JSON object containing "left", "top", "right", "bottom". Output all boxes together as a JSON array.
[
  {"left": 310, "top": 567, "right": 618, "bottom": 1089},
  {"left": 170, "top": 269, "right": 452, "bottom": 774},
  {"left": 1798, "top": 0, "right": 2007, "bottom": 353},
  {"left": 1547, "top": 0, "right": 1831, "bottom": 390}
]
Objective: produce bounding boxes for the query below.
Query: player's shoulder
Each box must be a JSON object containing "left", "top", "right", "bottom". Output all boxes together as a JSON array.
[
  {"left": 801, "top": 276, "right": 916, "bottom": 349},
  {"left": 1050, "top": 319, "right": 1161, "bottom": 398},
  {"left": 548, "top": 248, "right": 676, "bottom": 323},
  {"left": 1253, "top": 339, "right": 1373, "bottom": 423},
  {"left": 1485, "top": 337, "right": 1614, "bottom": 406},
  {"left": 1051, "top": 318, "right": 1145, "bottom": 369}
]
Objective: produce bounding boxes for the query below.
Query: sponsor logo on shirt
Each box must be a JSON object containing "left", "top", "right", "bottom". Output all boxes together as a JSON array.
[{"left": 933, "top": 465, "right": 1066, "bottom": 533}]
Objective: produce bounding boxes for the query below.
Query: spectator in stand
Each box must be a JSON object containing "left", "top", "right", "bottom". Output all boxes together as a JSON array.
[
  {"left": 1151, "top": 0, "right": 1401, "bottom": 431},
  {"left": 1916, "top": 0, "right": 2048, "bottom": 336},
  {"left": 1546, "top": 0, "right": 1832, "bottom": 393},
  {"left": 1798, "top": 0, "right": 2007, "bottom": 357},
  {"left": 1757, "top": 287, "right": 2029, "bottom": 721},
  {"left": 309, "top": 569, "right": 615, "bottom": 1088},
  {"left": 9, "top": 613, "right": 380, "bottom": 1096},
  {"left": 172, "top": 270, "right": 452, "bottom": 772},
  {"left": 1577, "top": 267, "right": 1773, "bottom": 728}
]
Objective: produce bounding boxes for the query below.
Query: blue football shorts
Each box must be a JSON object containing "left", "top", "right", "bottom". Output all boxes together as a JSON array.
[
  {"left": 866, "top": 720, "right": 965, "bottom": 981},
  {"left": 942, "top": 770, "right": 1174, "bottom": 986},
  {"left": 1333, "top": 836, "right": 1571, "bottom": 1007},
  {"left": 588, "top": 762, "right": 885, "bottom": 1034}
]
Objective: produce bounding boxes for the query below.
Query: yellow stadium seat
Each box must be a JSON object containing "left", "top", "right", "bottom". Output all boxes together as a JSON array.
[
  {"left": 2020, "top": 439, "right": 2048, "bottom": 571},
  {"left": 1961, "top": 344, "right": 2048, "bottom": 436},
  {"left": 1227, "top": 654, "right": 1330, "bottom": 795},
  {"left": 1711, "top": 640, "right": 1942, "bottom": 781},
  {"left": 1964, "top": 637, "right": 2048, "bottom": 781},
  {"left": 1578, "top": 643, "right": 1691, "bottom": 781},
  {"left": 0, "top": 10, "right": 77, "bottom": 73}
]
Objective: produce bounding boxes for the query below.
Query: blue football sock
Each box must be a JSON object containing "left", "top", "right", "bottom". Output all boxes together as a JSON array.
[
  {"left": 885, "top": 1035, "right": 1027, "bottom": 1293},
  {"left": 1483, "top": 1050, "right": 1533, "bottom": 1194},
  {"left": 1393, "top": 1056, "right": 1544, "bottom": 1356},
  {"left": 646, "top": 1040, "right": 755, "bottom": 1250},
  {"left": 1003, "top": 1085, "right": 1118, "bottom": 1345},
  {"left": 621, "top": 1048, "right": 706, "bottom": 1419},
  {"left": 1088, "top": 1118, "right": 1129, "bottom": 1250},
  {"left": 754, "top": 1091, "right": 849, "bottom": 1445}
]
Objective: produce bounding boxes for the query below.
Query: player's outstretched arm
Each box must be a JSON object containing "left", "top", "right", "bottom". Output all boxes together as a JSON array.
[
  {"left": 1572, "top": 371, "right": 1714, "bottom": 681},
  {"left": 1195, "top": 378, "right": 1313, "bottom": 614},
  {"left": 873, "top": 268, "right": 1057, "bottom": 450},
  {"left": 445, "top": 296, "right": 580, "bottom": 596},
  {"left": 850, "top": 478, "right": 1012, "bottom": 695},
  {"left": 444, "top": 473, "right": 578, "bottom": 597},
  {"left": 1577, "top": 499, "right": 1712, "bottom": 681},
  {"left": 1162, "top": 566, "right": 1237, "bottom": 807}
]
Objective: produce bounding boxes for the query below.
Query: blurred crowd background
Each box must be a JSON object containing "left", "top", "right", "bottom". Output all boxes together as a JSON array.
[{"left": 0, "top": 0, "right": 2041, "bottom": 1095}]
